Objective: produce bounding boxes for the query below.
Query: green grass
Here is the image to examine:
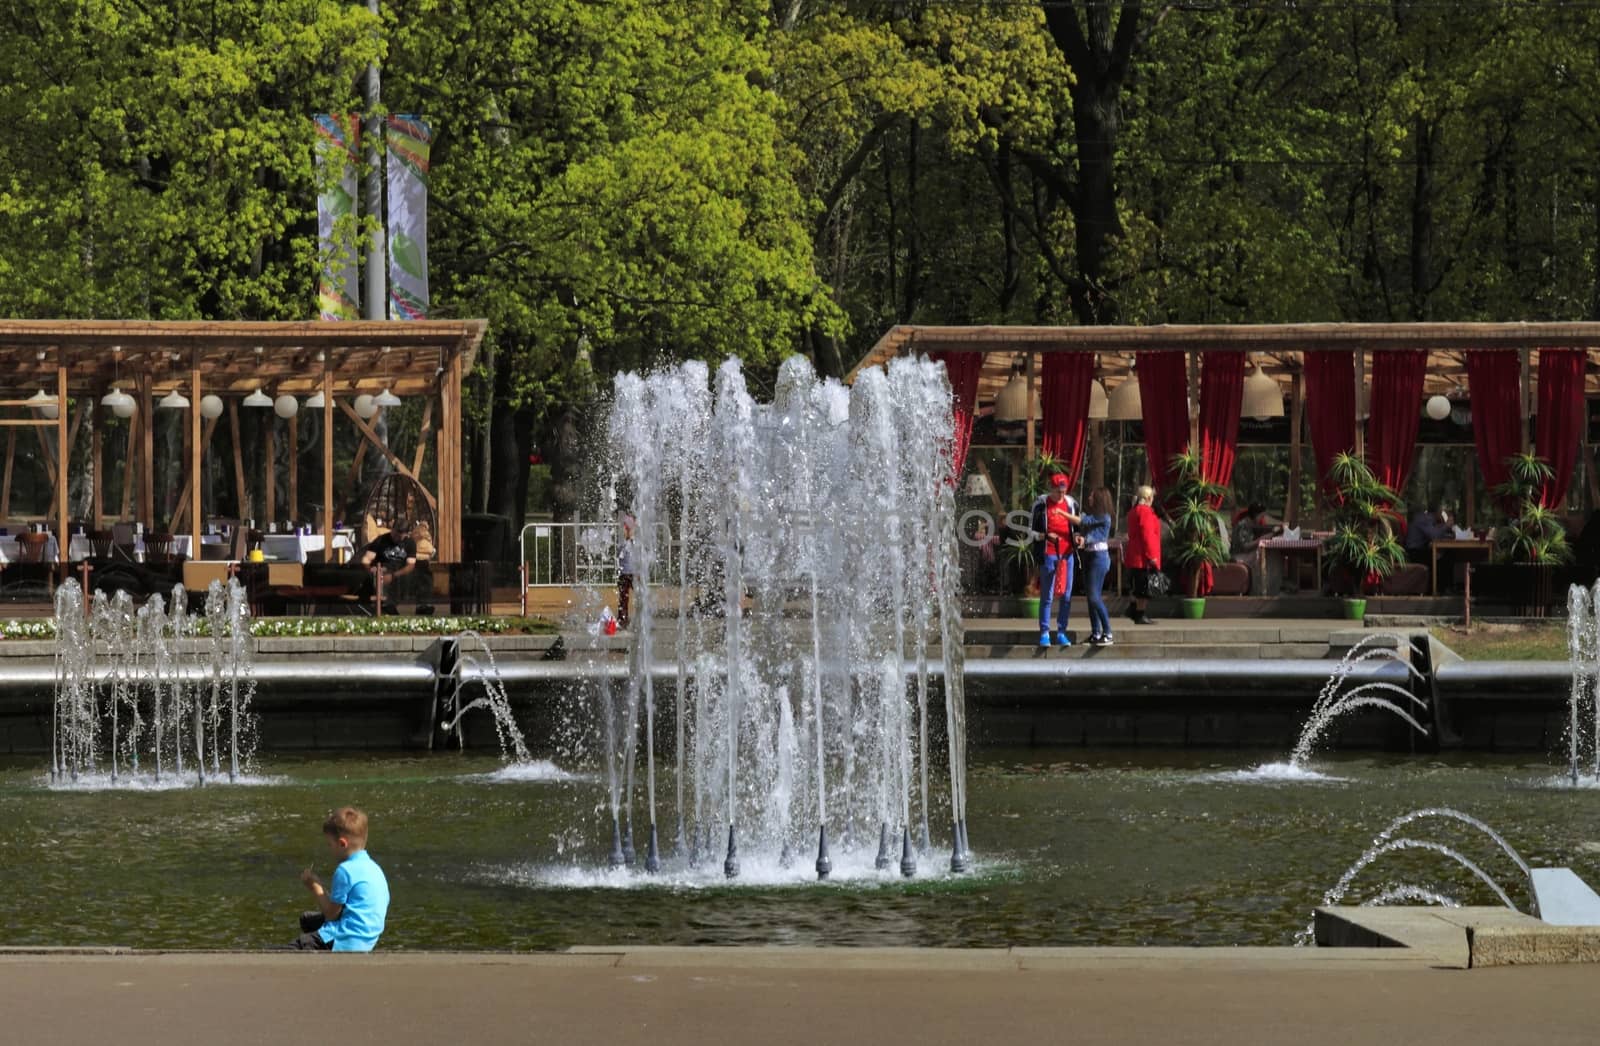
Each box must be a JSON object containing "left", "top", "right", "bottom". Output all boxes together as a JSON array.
[{"left": 1430, "top": 624, "right": 1569, "bottom": 661}]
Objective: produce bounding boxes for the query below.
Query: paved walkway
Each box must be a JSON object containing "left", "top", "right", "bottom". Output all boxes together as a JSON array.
[{"left": 3, "top": 948, "right": 1597, "bottom": 1045}]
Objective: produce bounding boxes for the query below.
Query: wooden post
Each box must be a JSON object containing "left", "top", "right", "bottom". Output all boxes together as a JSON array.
[
  {"left": 264, "top": 408, "right": 276, "bottom": 526},
  {"left": 288, "top": 412, "right": 299, "bottom": 523},
  {"left": 170, "top": 415, "right": 218, "bottom": 534},
  {"left": 1, "top": 429, "right": 14, "bottom": 521},
  {"left": 190, "top": 359, "right": 202, "bottom": 557},
  {"left": 1187, "top": 351, "right": 1200, "bottom": 452},
  {"left": 1519, "top": 348, "right": 1533, "bottom": 454},
  {"left": 119, "top": 412, "right": 136, "bottom": 522},
  {"left": 91, "top": 414, "right": 102, "bottom": 528},
  {"left": 1353, "top": 349, "right": 1366, "bottom": 459},
  {"left": 228, "top": 400, "right": 248, "bottom": 521},
  {"left": 410, "top": 398, "right": 434, "bottom": 478},
  {"left": 138, "top": 372, "right": 154, "bottom": 526},
  {"left": 323, "top": 361, "right": 334, "bottom": 561},
  {"left": 1024, "top": 352, "right": 1036, "bottom": 461},
  {"left": 1088, "top": 422, "right": 1100, "bottom": 492},
  {"left": 1287, "top": 369, "right": 1304, "bottom": 528},
  {"left": 442, "top": 343, "right": 465, "bottom": 562},
  {"left": 56, "top": 351, "right": 68, "bottom": 566}
]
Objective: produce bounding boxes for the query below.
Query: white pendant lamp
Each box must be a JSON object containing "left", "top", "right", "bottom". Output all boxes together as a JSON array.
[
  {"left": 28, "top": 389, "right": 58, "bottom": 420},
  {"left": 1241, "top": 363, "right": 1285, "bottom": 421},
  {"left": 1107, "top": 375, "right": 1142, "bottom": 420},
  {"left": 1425, "top": 394, "right": 1451, "bottom": 421},
  {"left": 242, "top": 388, "right": 273, "bottom": 408},
  {"left": 157, "top": 389, "right": 190, "bottom": 410},
  {"left": 354, "top": 394, "right": 379, "bottom": 420},
  {"left": 101, "top": 388, "right": 135, "bottom": 417},
  {"left": 273, "top": 394, "right": 299, "bottom": 419},
  {"left": 374, "top": 387, "right": 402, "bottom": 408},
  {"left": 304, "top": 390, "right": 325, "bottom": 410},
  {"left": 993, "top": 368, "right": 1029, "bottom": 423},
  {"left": 199, "top": 395, "right": 225, "bottom": 420},
  {"left": 1087, "top": 379, "right": 1109, "bottom": 420}
]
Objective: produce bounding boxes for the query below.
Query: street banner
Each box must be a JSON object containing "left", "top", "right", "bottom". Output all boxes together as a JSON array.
[
  {"left": 385, "top": 116, "right": 432, "bottom": 320},
  {"left": 314, "top": 113, "right": 361, "bottom": 321}
]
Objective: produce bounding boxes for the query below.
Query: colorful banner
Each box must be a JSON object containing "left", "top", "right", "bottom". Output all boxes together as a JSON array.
[
  {"left": 314, "top": 113, "right": 361, "bottom": 321},
  {"left": 385, "top": 116, "right": 432, "bottom": 320}
]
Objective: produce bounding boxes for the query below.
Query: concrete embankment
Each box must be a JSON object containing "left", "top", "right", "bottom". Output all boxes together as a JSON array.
[{"left": 0, "top": 625, "right": 1575, "bottom": 754}]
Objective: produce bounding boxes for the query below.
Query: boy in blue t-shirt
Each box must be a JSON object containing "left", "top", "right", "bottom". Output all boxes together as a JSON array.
[{"left": 290, "top": 806, "right": 390, "bottom": 952}]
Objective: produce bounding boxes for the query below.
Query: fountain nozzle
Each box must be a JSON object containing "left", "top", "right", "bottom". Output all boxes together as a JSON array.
[
  {"left": 723, "top": 824, "right": 740, "bottom": 879},
  {"left": 816, "top": 824, "right": 832, "bottom": 881},
  {"left": 608, "top": 817, "right": 626, "bottom": 868},
  {"left": 645, "top": 823, "right": 661, "bottom": 874},
  {"left": 899, "top": 825, "right": 917, "bottom": 878},
  {"left": 875, "top": 823, "right": 892, "bottom": 871},
  {"left": 950, "top": 819, "right": 970, "bottom": 874}
]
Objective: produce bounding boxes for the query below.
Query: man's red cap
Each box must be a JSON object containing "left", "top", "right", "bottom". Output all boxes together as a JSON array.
[{"left": 1050, "top": 473, "right": 1069, "bottom": 489}]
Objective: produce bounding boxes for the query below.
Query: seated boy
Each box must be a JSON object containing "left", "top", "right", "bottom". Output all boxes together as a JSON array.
[{"left": 291, "top": 806, "right": 390, "bottom": 952}]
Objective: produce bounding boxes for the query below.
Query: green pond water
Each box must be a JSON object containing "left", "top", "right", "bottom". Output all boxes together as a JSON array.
[{"left": 2, "top": 749, "right": 1596, "bottom": 950}]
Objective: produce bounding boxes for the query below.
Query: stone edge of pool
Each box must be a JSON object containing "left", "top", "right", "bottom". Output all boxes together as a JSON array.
[{"left": 5, "top": 910, "right": 1599, "bottom": 970}]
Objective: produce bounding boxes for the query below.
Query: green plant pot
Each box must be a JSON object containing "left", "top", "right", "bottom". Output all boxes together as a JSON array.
[
  {"left": 1020, "top": 596, "right": 1041, "bottom": 621},
  {"left": 1180, "top": 598, "right": 1206, "bottom": 620},
  {"left": 1342, "top": 597, "right": 1367, "bottom": 621}
]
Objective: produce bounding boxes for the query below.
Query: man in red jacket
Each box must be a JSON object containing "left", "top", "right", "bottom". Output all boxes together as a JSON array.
[{"left": 1031, "top": 473, "right": 1081, "bottom": 646}]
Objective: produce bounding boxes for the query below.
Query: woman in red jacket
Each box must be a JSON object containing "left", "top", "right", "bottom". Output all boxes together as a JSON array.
[{"left": 1124, "top": 484, "right": 1162, "bottom": 625}]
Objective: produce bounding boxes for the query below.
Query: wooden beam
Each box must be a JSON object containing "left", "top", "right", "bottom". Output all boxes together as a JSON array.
[
  {"left": 337, "top": 399, "right": 437, "bottom": 511},
  {"left": 1353, "top": 349, "right": 1367, "bottom": 460},
  {"left": 443, "top": 346, "right": 464, "bottom": 561},
  {"left": 170, "top": 414, "right": 219, "bottom": 535},
  {"left": 1024, "top": 352, "right": 1035, "bottom": 461},
  {"left": 288, "top": 412, "right": 298, "bottom": 522},
  {"left": 264, "top": 409, "right": 276, "bottom": 525},
  {"left": 345, "top": 439, "right": 369, "bottom": 496},
  {"left": 192, "top": 359, "right": 203, "bottom": 556},
  {"left": 91, "top": 416, "right": 101, "bottom": 528},
  {"left": 1187, "top": 352, "right": 1200, "bottom": 453},
  {"left": 138, "top": 372, "right": 154, "bottom": 525},
  {"left": 411, "top": 397, "right": 434, "bottom": 478},
  {"left": 56, "top": 354, "right": 68, "bottom": 563},
  {"left": 0, "top": 428, "right": 13, "bottom": 520},
  {"left": 323, "top": 362, "right": 333, "bottom": 559},
  {"left": 119, "top": 412, "right": 135, "bottom": 521},
  {"left": 228, "top": 400, "right": 249, "bottom": 521},
  {"left": 1286, "top": 370, "right": 1304, "bottom": 528},
  {"left": 1519, "top": 348, "right": 1533, "bottom": 454}
]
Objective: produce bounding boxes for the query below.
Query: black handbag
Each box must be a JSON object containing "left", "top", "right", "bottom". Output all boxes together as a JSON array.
[{"left": 1145, "top": 567, "right": 1171, "bottom": 597}]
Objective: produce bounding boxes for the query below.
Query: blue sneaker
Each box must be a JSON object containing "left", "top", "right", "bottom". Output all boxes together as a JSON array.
[
  {"left": 1054, "top": 632, "right": 1072, "bottom": 647},
  {"left": 1038, "top": 631, "right": 1052, "bottom": 648}
]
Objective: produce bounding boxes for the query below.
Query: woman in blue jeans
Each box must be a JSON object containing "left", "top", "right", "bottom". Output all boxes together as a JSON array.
[{"left": 1079, "top": 488, "right": 1116, "bottom": 646}]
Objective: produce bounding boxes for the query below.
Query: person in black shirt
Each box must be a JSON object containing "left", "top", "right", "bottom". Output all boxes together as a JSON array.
[{"left": 359, "top": 520, "right": 417, "bottom": 608}]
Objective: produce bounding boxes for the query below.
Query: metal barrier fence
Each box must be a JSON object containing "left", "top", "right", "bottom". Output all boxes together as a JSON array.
[{"left": 519, "top": 521, "right": 677, "bottom": 587}]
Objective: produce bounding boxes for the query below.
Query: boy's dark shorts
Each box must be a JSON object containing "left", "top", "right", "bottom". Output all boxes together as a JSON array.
[{"left": 290, "top": 911, "right": 334, "bottom": 951}]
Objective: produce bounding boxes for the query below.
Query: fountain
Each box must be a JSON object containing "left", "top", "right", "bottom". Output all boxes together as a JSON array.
[
  {"left": 50, "top": 578, "right": 256, "bottom": 787},
  {"left": 1563, "top": 581, "right": 1600, "bottom": 785},
  {"left": 584, "top": 354, "right": 970, "bottom": 879},
  {"left": 1296, "top": 807, "right": 1533, "bottom": 943}
]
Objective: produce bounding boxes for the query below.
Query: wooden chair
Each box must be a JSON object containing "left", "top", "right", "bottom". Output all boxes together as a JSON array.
[
  {"left": 17, "top": 532, "right": 52, "bottom": 563},
  {"left": 1, "top": 531, "right": 57, "bottom": 599},
  {"left": 146, "top": 532, "right": 185, "bottom": 565}
]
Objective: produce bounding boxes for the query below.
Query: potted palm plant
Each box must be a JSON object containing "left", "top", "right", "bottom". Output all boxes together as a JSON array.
[
  {"left": 1320, "top": 452, "right": 1405, "bottom": 619},
  {"left": 1166, "top": 448, "right": 1229, "bottom": 619},
  {"left": 1480, "top": 452, "right": 1573, "bottom": 616}
]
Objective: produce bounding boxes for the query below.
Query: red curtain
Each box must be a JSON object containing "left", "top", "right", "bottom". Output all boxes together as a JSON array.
[
  {"left": 1199, "top": 352, "right": 1245, "bottom": 495},
  {"left": 1465, "top": 350, "right": 1522, "bottom": 503},
  {"left": 1536, "top": 348, "right": 1587, "bottom": 508},
  {"left": 1040, "top": 352, "right": 1094, "bottom": 488},
  {"left": 1137, "top": 350, "right": 1190, "bottom": 494},
  {"left": 1304, "top": 351, "right": 1357, "bottom": 491},
  {"left": 930, "top": 351, "right": 983, "bottom": 481},
  {"left": 1366, "top": 350, "right": 1427, "bottom": 494}
]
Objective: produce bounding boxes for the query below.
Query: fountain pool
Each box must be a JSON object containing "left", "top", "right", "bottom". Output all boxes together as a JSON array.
[{"left": 3, "top": 747, "right": 1594, "bottom": 950}]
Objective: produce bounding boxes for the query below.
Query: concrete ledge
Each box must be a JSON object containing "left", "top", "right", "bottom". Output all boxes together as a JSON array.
[{"left": 1468, "top": 925, "right": 1600, "bottom": 967}]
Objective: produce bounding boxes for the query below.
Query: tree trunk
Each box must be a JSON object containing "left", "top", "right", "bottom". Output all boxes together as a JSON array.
[
  {"left": 486, "top": 352, "right": 535, "bottom": 531},
  {"left": 1068, "top": 76, "right": 1124, "bottom": 325}
]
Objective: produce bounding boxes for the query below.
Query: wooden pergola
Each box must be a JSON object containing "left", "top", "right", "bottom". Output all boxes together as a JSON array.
[
  {"left": 854, "top": 322, "right": 1600, "bottom": 524},
  {"left": 0, "top": 319, "right": 484, "bottom": 565}
]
